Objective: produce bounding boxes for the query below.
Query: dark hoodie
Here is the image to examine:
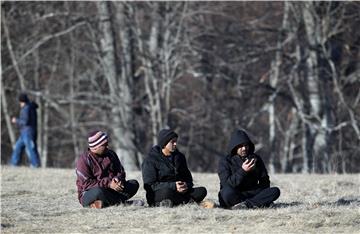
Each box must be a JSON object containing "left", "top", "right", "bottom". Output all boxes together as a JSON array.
[
  {"left": 142, "top": 146, "right": 194, "bottom": 202},
  {"left": 218, "top": 129, "right": 270, "bottom": 191},
  {"left": 17, "top": 101, "right": 38, "bottom": 135}
]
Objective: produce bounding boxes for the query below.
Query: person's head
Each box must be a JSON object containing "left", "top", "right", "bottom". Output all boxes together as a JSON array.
[
  {"left": 157, "top": 129, "right": 178, "bottom": 155},
  {"left": 236, "top": 143, "right": 250, "bottom": 157},
  {"left": 88, "top": 130, "right": 109, "bottom": 155},
  {"left": 228, "top": 129, "right": 255, "bottom": 157},
  {"left": 18, "top": 93, "right": 29, "bottom": 107}
]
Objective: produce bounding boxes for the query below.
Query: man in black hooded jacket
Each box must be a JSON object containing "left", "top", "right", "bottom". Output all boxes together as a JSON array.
[
  {"left": 218, "top": 129, "right": 280, "bottom": 209},
  {"left": 142, "top": 129, "right": 207, "bottom": 207}
]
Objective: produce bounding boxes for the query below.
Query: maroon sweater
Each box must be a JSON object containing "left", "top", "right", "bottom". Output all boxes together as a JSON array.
[{"left": 75, "top": 149, "right": 126, "bottom": 204}]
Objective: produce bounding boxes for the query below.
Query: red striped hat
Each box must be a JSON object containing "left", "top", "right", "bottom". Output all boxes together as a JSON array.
[{"left": 88, "top": 130, "right": 108, "bottom": 150}]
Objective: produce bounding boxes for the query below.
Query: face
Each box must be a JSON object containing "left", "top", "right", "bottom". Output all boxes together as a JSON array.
[
  {"left": 164, "top": 138, "right": 177, "bottom": 153},
  {"left": 91, "top": 143, "right": 108, "bottom": 155},
  {"left": 236, "top": 144, "right": 249, "bottom": 157}
]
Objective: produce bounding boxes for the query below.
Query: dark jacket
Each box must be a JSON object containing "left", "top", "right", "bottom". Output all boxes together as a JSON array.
[
  {"left": 75, "top": 149, "right": 126, "bottom": 204},
  {"left": 218, "top": 129, "right": 270, "bottom": 191},
  {"left": 142, "top": 146, "right": 194, "bottom": 194},
  {"left": 17, "top": 101, "right": 38, "bottom": 135}
]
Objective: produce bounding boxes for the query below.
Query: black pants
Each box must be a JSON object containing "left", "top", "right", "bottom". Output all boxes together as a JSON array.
[
  {"left": 82, "top": 179, "right": 139, "bottom": 207},
  {"left": 219, "top": 185, "right": 280, "bottom": 208},
  {"left": 147, "top": 187, "right": 207, "bottom": 206}
]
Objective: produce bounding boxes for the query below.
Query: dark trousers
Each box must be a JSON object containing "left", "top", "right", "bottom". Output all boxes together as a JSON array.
[
  {"left": 148, "top": 187, "right": 207, "bottom": 206},
  {"left": 219, "top": 185, "right": 280, "bottom": 208},
  {"left": 82, "top": 179, "right": 139, "bottom": 207}
]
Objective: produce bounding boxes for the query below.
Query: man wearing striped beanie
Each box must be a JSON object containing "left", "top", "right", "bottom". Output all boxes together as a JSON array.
[{"left": 75, "top": 130, "right": 142, "bottom": 208}]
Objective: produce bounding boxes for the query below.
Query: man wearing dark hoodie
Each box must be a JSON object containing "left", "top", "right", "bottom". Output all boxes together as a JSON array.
[
  {"left": 142, "top": 129, "right": 208, "bottom": 207},
  {"left": 218, "top": 129, "right": 280, "bottom": 209},
  {"left": 10, "top": 93, "right": 41, "bottom": 167}
]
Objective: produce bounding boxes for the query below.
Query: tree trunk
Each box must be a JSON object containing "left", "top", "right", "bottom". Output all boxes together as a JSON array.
[
  {"left": 1, "top": 79, "right": 16, "bottom": 146},
  {"left": 42, "top": 97, "right": 49, "bottom": 167},
  {"left": 268, "top": 1, "right": 290, "bottom": 173},
  {"left": 97, "top": 1, "right": 138, "bottom": 171},
  {"left": 281, "top": 108, "right": 299, "bottom": 173},
  {"left": 116, "top": 3, "right": 143, "bottom": 166}
]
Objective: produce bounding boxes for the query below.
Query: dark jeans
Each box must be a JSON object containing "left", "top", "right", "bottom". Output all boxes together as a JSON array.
[
  {"left": 147, "top": 187, "right": 207, "bottom": 206},
  {"left": 11, "top": 130, "right": 40, "bottom": 167},
  {"left": 82, "top": 180, "right": 139, "bottom": 207},
  {"left": 219, "top": 185, "right": 280, "bottom": 208}
]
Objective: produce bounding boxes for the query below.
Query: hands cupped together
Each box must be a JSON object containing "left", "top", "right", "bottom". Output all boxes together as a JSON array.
[
  {"left": 176, "top": 181, "right": 188, "bottom": 193},
  {"left": 109, "top": 178, "right": 124, "bottom": 192}
]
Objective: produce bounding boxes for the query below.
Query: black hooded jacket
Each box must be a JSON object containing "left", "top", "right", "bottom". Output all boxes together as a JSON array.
[
  {"left": 142, "top": 146, "right": 194, "bottom": 194},
  {"left": 17, "top": 101, "right": 38, "bottom": 135},
  {"left": 218, "top": 129, "right": 270, "bottom": 191}
]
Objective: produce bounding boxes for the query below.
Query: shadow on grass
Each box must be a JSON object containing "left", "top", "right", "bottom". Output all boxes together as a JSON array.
[
  {"left": 270, "top": 198, "right": 359, "bottom": 209},
  {"left": 272, "top": 202, "right": 302, "bottom": 208},
  {"left": 314, "top": 197, "right": 360, "bottom": 207},
  {"left": 333, "top": 197, "right": 360, "bottom": 206}
]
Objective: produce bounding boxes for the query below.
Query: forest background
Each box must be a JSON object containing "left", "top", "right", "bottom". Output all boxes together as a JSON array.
[{"left": 1, "top": 1, "right": 359, "bottom": 173}]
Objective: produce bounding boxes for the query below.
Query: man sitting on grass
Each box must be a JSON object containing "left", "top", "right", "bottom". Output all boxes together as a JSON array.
[
  {"left": 142, "top": 129, "right": 214, "bottom": 208},
  {"left": 75, "top": 130, "right": 142, "bottom": 208},
  {"left": 218, "top": 129, "right": 280, "bottom": 209}
]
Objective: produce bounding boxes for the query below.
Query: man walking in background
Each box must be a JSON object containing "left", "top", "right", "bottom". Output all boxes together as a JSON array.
[
  {"left": 10, "top": 93, "right": 41, "bottom": 168},
  {"left": 75, "top": 130, "right": 142, "bottom": 208},
  {"left": 142, "top": 128, "right": 213, "bottom": 208},
  {"left": 218, "top": 129, "right": 280, "bottom": 209}
]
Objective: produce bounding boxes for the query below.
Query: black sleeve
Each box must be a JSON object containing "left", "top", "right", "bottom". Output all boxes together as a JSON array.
[
  {"left": 142, "top": 158, "right": 176, "bottom": 192},
  {"left": 218, "top": 156, "right": 247, "bottom": 188},
  {"left": 177, "top": 153, "right": 193, "bottom": 188},
  {"left": 256, "top": 156, "right": 270, "bottom": 188}
]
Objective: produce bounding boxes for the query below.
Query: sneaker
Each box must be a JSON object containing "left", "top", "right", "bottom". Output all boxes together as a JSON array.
[
  {"left": 231, "top": 201, "right": 248, "bottom": 210},
  {"left": 156, "top": 199, "right": 173, "bottom": 207},
  {"left": 90, "top": 200, "right": 103, "bottom": 209},
  {"left": 125, "top": 199, "right": 145, "bottom": 207},
  {"left": 199, "top": 199, "right": 216, "bottom": 209}
]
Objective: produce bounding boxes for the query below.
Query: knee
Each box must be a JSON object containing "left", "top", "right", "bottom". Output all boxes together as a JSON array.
[
  {"left": 219, "top": 186, "right": 239, "bottom": 207},
  {"left": 220, "top": 186, "right": 238, "bottom": 201},
  {"left": 82, "top": 187, "right": 108, "bottom": 207},
  {"left": 197, "top": 187, "right": 207, "bottom": 198},
  {"left": 91, "top": 187, "right": 107, "bottom": 198},
  {"left": 271, "top": 187, "right": 281, "bottom": 199},
  {"left": 191, "top": 187, "right": 207, "bottom": 202},
  {"left": 127, "top": 179, "right": 139, "bottom": 190}
]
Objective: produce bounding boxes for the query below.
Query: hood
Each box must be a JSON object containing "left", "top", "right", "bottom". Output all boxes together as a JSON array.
[
  {"left": 149, "top": 145, "right": 163, "bottom": 158},
  {"left": 29, "top": 101, "right": 39, "bottom": 109},
  {"left": 227, "top": 129, "right": 255, "bottom": 156}
]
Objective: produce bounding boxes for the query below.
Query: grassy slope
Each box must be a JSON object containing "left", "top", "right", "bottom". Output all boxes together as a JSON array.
[{"left": 1, "top": 166, "right": 359, "bottom": 233}]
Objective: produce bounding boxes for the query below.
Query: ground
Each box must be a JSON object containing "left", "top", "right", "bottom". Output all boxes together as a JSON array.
[{"left": 1, "top": 166, "right": 359, "bottom": 233}]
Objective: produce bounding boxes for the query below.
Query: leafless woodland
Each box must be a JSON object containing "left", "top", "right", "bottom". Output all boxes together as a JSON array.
[{"left": 1, "top": 2, "right": 360, "bottom": 173}]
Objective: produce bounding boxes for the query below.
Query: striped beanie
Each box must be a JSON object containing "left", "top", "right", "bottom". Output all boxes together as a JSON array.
[{"left": 88, "top": 130, "right": 108, "bottom": 150}]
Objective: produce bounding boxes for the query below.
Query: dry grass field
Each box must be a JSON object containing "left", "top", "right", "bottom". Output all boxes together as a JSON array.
[{"left": 1, "top": 166, "right": 359, "bottom": 233}]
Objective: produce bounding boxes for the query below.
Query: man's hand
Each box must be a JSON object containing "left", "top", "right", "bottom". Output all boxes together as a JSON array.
[
  {"left": 176, "top": 181, "right": 188, "bottom": 193},
  {"left": 109, "top": 178, "right": 124, "bottom": 192},
  {"left": 11, "top": 117, "right": 16, "bottom": 124},
  {"left": 242, "top": 158, "right": 256, "bottom": 172}
]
